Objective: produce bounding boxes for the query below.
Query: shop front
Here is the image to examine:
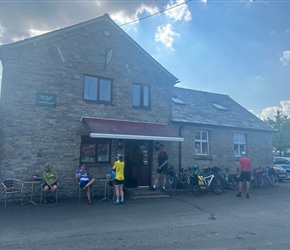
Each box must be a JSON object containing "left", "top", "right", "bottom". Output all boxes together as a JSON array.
[{"left": 82, "top": 117, "right": 184, "bottom": 188}]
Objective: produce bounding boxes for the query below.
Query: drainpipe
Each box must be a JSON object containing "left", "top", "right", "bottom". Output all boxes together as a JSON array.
[{"left": 179, "top": 125, "right": 185, "bottom": 172}]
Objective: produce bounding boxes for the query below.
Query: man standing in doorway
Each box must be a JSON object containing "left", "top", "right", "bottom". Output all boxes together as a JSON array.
[
  {"left": 236, "top": 151, "right": 251, "bottom": 198},
  {"left": 152, "top": 144, "right": 168, "bottom": 192}
]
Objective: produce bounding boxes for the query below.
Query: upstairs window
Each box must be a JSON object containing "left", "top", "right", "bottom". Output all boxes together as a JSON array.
[
  {"left": 194, "top": 130, "right": 209, "bottom": 155},
  {"left": 84, "top": 75, "right": 112, "bottom": 103},
  {"left": 132, "top": 83, "right": 150, "bottom": 108},
  {"left": 80, "top": 136, "right": 111, "bottom": 164},
  {"left": 234, "top": 134, "right": 246, "bottom": 156}
]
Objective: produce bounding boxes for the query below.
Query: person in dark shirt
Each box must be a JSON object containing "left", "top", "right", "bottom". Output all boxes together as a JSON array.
[{"left": 152, "top": 144, "right": 168, "bottom": 192}]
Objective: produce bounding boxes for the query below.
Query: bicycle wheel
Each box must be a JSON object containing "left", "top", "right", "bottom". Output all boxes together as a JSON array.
[
  {"left": 255, "top": 175, "right": 264, "bottom": 188},
  {"left": 191, "top": 176, "right": 201, "bottom": 195},
  {"left": 166, "top": 174, "right": 178, "bottom": 189},
  {"left": 211, "top": 177, "right": 223, "bottom": 195},
  {"left": 180, "top": 172, "right": 189, "bottom": 189},
  {"left": 262, "top": 174, "right": 269, "bottom": 188},
  {"left": 269, "top": 174, "right": 278, "bottom": 187},
  {"left": 228, "top": 174, "right": 239, "bottom": 190}
]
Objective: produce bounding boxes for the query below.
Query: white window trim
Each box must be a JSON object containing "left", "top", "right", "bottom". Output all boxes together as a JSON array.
[
  {"left": 195, "top": 130, "right": 209, "bottom": 155},
  {"left": 234, "top": 134, "right": 246, "bottom": 156}
]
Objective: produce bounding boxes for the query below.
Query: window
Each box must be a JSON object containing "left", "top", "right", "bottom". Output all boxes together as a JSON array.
[
  {"left": 194, "top": 130, "right": 209, "bottom": 155},
  {"left": 80, "top": 136, "right": 111, "bottom": 164},
  {"left": 234, "top": 134, "right": 246, "bottom": 156},
  {"left": 84, "top": 75, "right": 112, "bottom": 103},
  {"left": 132, "top": 83, "right": 150, "bottom": 108}
]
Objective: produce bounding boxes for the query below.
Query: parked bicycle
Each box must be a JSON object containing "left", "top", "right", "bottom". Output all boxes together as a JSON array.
[
  {"left": 250, "top": 168, "right": 264, "bottom": 188},
  {"left": 191, "top": 165, "right": 223, "bottom": 195},
  {"left": 211, "top": 167, "right": 239, "bottom": 190},
  {"left": 260, "top": 167, "right": 278, "bottom": 187},
  {"left": 166, "top": 166, "right": 190, "bottom": 189}
]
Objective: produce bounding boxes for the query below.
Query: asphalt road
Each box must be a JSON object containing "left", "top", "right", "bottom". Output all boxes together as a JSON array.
[{"left": 1, "top": 181, "right": 290, "bottom": 250}]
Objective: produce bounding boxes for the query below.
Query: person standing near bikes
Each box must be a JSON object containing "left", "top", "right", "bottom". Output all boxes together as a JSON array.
[
  {"left": 236, "top": 151, "right": 251, "bottom": 198},
  {"left": 152, "top": 144, "right": 168, "bottom": 192}
]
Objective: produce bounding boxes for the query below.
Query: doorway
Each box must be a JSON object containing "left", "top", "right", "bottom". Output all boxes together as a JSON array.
[{"left": 124, "top": 140, "right": 152, "bottom": 188}]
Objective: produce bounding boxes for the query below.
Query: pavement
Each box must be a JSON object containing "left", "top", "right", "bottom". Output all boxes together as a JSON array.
[{"left": 1, "top": 181, "right": 290, "bottom": 249}]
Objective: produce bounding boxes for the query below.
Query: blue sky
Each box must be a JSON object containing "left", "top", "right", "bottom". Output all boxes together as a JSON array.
[{"left": 0, "top": 0, "right": 289, "bottom": 119}]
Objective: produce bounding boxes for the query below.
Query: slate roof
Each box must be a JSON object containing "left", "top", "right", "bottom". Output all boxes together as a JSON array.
[{"left": 172, "top": 87, "right": 274, "bottom": 132}]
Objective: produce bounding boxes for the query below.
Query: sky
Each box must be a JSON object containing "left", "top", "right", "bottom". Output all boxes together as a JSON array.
[{"left": 0, "top": 0, "right": 290, "bottom": 120}]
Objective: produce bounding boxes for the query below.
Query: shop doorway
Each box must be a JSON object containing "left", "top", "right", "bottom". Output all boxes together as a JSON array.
[{"left": 124, "top": 140, "right": 152, "bottom": 188}]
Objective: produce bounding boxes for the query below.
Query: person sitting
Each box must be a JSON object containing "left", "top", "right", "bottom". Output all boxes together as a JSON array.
[
  {"left": 42, "top": 163, "right": 58, "bottom": 204},
  {"left": 76, "top": 164, "right": 95, "bottom": 204}
]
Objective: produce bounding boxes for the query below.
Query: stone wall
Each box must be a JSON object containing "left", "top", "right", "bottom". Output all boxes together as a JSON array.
[
  {"left": 169, "top": 124, "right": 273, "bottom": 173},
  {"left": 0, "top": 18, "right": 175, "bottom": 198}
]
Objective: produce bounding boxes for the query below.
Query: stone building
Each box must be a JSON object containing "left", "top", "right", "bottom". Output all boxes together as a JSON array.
[
  {"left": 0, "top": 14, "right": 274, "bottom": 199},
  {"left": 171, "top": 87, "right": 274, "bottom": 171}
]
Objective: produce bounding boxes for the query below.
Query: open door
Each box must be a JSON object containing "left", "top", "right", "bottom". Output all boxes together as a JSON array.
[{"left": 124, "top": 140, "right": 152, "bottom": 187}]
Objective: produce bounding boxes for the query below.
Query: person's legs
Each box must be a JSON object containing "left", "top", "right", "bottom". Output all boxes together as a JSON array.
[
  {"left": 246, "top": 181, "right": 250, "bottom": 198},
  {"left": 85, "top": 178, "right": 95, "bottom": 188},
  {"left": 153, "top": 173, "right": 160, "bottom": 189},
  {"left": 86, "top": 186, "right": 90, "bottom": 200},
  {"left": 236, "top": 172, "right": 245, "bottom": 197},
  {"left": 238, "top": 181, "right": 243, "bottom": 193},
  {"left": 43, "top": 185, "right": 50, "bottom": 203},
  {"left": 51, "top": 184, "right": 57, "bottom": 196},
  {"left": 120, "top": 184, "right": 124, "bottom": 203},
  {"left": 50, "top": 184, "right": 58, "bottom": 203},
  {"left": 162, "top": 173, "right": 167, "bottom": 189},
  {"left": 114, "top": 184, "right": 120, "bottom": 204}
]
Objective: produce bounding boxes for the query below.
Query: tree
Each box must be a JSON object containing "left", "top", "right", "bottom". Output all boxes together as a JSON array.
[{"left": 265, "top": 110, "right": 290, "bottom": 156}]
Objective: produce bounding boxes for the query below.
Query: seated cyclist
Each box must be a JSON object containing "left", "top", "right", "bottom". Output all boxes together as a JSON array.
[{"left": 76, "top": 164, "right": 95, "bottom": 204}]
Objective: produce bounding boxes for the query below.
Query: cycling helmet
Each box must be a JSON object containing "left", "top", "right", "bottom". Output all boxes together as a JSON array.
[
  {"left": 116, "top": 154, "right": 124, "bottom": 158},
  {"left": 241, "top": 151, "right": 246, "bottom": 156}
]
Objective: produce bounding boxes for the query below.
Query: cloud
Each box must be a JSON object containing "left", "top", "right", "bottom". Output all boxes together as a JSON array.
[
  {"left": 254, "top": 75, "right": 264, "bottom": 81},
  {"left": 280, "top": 51, "right": 290, "bottom": 66},
  {"left": 257, "top": 100, "right": 290, "bottom": 120},
  {"left": 155, "top": 24, "right": 180, "bottom": 50},
  {"left": 164, "top": 0, "right": 192, "bottom": 22},
  {"left": 111, "top": 4, "right": 159, "bottom": 25},
  {"left": 0, "top": 1, "right": 163, "bottom": 44}
]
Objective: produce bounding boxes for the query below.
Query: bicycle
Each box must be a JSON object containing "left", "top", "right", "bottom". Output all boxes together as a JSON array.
[
  {"left": 211, "top": 167, "right": 239, "bottom": 190},
  {"left": 166, "top": 166, "right": 190, "bottom": 189},
  {"left": 261, "top": 167, "right": 278, "bottom": 187},
  {"left": 191, "top": 166, "right": 223, "bottom": 195},
  {"left": 250, "top": 168, "right": 264, "bottom": 188}
]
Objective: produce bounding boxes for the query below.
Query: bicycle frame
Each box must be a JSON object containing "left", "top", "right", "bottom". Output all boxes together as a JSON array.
[{"left": 202, "top": 174, "right": 215, "bottom": 188}]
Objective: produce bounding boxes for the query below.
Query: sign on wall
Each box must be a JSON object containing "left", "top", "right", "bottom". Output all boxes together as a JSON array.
[{"left": 36, "top": 92, "right": 57, "bottom": 108}]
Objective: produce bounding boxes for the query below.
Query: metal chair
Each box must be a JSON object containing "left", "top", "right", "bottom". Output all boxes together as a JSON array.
[
  {"left": 40, "top": 183, "right": 59, "bottom": 203},
  {"left": 1, "top": 178, "right": 23, "bottom": 207}
]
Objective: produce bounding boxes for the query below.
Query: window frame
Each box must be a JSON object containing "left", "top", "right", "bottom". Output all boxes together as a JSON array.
[
  {"left": 83, "top": 74, "right": 113, "bottom": 104},
  {"left": 132, "top": 83, "right": 150, "bottom": 108},
  {"left": 194, "top": 130, "right": 209, "bottom": 155},
  {"left": 234, "top": 134, "right": 246, "bottom": 156},
  {"left": 80, "top": 136, "right": 111, "bottom": 164}
]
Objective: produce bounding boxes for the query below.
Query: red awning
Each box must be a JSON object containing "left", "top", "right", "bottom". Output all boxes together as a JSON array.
[{"left": 83, "top": 118, "right": 184, "bottom": 142}]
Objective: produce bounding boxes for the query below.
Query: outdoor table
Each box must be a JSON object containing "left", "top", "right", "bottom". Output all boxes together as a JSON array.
[
  {"left": 99, "top": 178, "right": 112, "bottom": 202},
  {"left": 23, "top": 179, "right": 42, "bottom": 205}
]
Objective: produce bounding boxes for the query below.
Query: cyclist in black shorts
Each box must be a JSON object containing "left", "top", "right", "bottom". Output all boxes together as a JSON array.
[{"left": 152, "top": 144, "right": 168, "bottom": 192}]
